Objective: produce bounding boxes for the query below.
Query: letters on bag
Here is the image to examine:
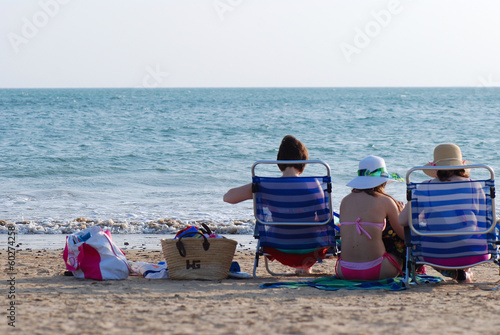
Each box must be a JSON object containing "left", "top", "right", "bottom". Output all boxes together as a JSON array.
[
  {"left": 186, "top": 260, "right": 201, "bottom": 269},
  {"left": 63, "top": 226, "right": 129, "bottom": 280}
]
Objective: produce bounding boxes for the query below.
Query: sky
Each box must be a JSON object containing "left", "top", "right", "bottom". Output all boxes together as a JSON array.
[{"left": 1, "top": 0, "right": 500, "bottom": 88}]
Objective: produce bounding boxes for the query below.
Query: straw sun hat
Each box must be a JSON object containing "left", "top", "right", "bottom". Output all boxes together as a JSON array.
[
  {"left": 423, "top": 143, "right": 469, "bottom": 177},
  {"left": 347, "top": 155, "right": 403, "bottom": 190}
]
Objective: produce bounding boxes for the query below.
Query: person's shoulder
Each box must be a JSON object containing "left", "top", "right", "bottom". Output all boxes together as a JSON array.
[
  {"left": 378, "top": 193, "right": 397, "bottom": 207},
  {"left": 340, "top": 192, "right": 356, "bottom": 204}
]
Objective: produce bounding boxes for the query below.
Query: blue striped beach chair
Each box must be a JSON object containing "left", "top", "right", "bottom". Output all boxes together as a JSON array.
[
  {"left": 404, "top": 164, "right": 500, "bottom": 286},
  {"left": 251, "top": 160, "right": 338, "bottom": 277}
]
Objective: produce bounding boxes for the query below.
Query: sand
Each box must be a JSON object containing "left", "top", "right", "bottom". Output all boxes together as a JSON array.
[{"left": 2, "top": 247, "right": 500, "bottom": 335}]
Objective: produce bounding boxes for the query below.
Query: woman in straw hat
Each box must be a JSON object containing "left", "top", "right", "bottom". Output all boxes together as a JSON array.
[
  {"left": 422, "top": 142, "right": 470, "bottom": 180},
  {"left": 336, "top": 155, "right": 405, "bottom": 280},
  {"left": 399, "top": 143, "right": 475, "bottom": 282}
]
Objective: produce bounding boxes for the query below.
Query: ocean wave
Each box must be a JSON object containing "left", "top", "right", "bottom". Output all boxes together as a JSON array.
[{"left": 0, "top": 218, "right": 255, "bottom": 235}]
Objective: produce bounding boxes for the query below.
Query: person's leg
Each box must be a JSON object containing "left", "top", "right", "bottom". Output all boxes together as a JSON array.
[
  {"left": 433, "top": 267, "right": 473, "bottom": 283},
  {"left": 456, "top": 268, "right": 473, "bottom": 283},
  {"left": 295, "top": 268, "right": 312, "bottom": 274},
  {"left": 379, "top": 253, "right": 403, "bottom": 279}
]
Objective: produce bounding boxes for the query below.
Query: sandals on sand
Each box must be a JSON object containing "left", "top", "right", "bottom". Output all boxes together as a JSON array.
[
  {"left": 456, "top": 269, "right": 473, "bottom": 283},
  {"left": 438, "top": 268, "right": 473, "bottom": 283},
  {"left": 228, "top": 262, "right": 252, "bottom": 279}
]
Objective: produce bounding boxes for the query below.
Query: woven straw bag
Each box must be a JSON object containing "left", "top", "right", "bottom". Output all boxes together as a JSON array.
[{"left": 162, "top": 235, "right": 237, "bottom": 280}]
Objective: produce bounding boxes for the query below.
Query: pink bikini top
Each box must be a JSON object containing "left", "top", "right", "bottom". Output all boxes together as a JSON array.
[{"left": 340, "top": 217, "right": 386, "bottom": 240}]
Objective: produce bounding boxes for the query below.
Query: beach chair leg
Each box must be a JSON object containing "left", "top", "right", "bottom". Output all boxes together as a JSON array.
[
  {"left": 411, "top": 262, "right": 417, "bottom": 284},
  {"left": 264, "top": 256, "right": 279, "bottom": 276},
  {"left": 253, "top": 254, "right": 259, "bottom": 278},
  {"left": 404, "top": 247, "right": 411, "bottom": 287},
  {"left": 253, "top": 240, "right": 261, "bottom": 278},
  {"left": 253, "top": 239, "right": 297, "bottom": 277},
  {"left": 264, "top": 256, "right": 291, "bottom": 276},
  {"left": 263, "top": 255, "right": 301, "bottom": 277},
  {"left": 403, "top": 226, "right": 417, "bottom": 287}
]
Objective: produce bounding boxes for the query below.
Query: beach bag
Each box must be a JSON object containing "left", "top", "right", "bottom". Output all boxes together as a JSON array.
[
  {"left": 162, "top": 225, "right": 237, "bottom": 280},
  {"left": 63, "top": 226, "right": 129, "bottom": 280}
]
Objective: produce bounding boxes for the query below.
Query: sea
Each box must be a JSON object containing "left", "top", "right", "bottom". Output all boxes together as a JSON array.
[{"left": 1, "top": 87, "right": 500, "bottom": 247}]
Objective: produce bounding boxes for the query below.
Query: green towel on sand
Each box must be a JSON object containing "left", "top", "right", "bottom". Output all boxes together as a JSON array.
[{"left": 260, "top": 275, "right": 443, "bottom": 291}]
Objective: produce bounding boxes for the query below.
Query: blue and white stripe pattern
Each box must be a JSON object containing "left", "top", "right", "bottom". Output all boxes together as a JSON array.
[
  {"left": 253, "top": 176, "right": 335, "bottom": 250},
  {"left": 408, "top": 179, "right": 497, "bottom": 262}
]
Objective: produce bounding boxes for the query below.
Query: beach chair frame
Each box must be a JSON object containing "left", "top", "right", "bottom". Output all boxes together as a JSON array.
[
  {"left": 251, "top": 160, "right": 337, "bottom": 278},
  {"left": 403, "top": 164, "right": 500, "bottom": 286}
]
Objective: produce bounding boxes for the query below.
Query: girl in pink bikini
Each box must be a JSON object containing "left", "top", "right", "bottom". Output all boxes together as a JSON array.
[{"left": 336, "top": 155, "right": 405, "bottom": 280}]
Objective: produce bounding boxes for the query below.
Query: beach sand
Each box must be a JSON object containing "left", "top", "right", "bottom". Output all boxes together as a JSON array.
[{"left": 2, "top": 247, "right": 500, "bottom": 335}]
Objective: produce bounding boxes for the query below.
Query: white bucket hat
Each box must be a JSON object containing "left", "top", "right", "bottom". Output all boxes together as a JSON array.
[{"left": 347, "top": 155, "right": 403, "bottom": 190}]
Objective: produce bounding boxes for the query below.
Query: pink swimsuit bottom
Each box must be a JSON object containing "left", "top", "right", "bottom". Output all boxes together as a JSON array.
[
  {"left": 335, "top": 253, "right": 402, "bottom": 280},
  {"left": 335, "top": 218, "right": 403, "bottom": 280}
]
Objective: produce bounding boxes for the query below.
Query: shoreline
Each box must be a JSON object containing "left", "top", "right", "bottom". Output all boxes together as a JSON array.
[
  {"left": 0, "top": 233, "right": 256, "bottom": 251},
  {"left": 0, "top": 218, "right": 255, "bottom": 235}
]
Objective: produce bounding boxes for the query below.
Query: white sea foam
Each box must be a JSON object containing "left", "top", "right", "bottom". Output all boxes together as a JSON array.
[{"left": 0, "top": 217, "right": 254, "bottom": 235}]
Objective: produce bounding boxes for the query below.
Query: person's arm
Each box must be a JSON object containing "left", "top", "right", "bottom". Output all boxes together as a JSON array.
[
  {"left": 386, "top": 198, "right": 405, "bottom": 239},
  {"left": 223, "top": 183, "right": 253, "bottom": 204},
  {"left": 398, "top": 204, "right": 409, "bottom": 227}
]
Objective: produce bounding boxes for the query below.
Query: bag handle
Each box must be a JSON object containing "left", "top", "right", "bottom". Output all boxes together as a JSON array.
[
  {"left": 176, "top": 233, "right": 210, "bottom": 257},
  {"left": 200, "top": 223, "right": 212, "bottom": 235},
  {"left": 63, "top": 236, "right": 81, "bottom": 272}
]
